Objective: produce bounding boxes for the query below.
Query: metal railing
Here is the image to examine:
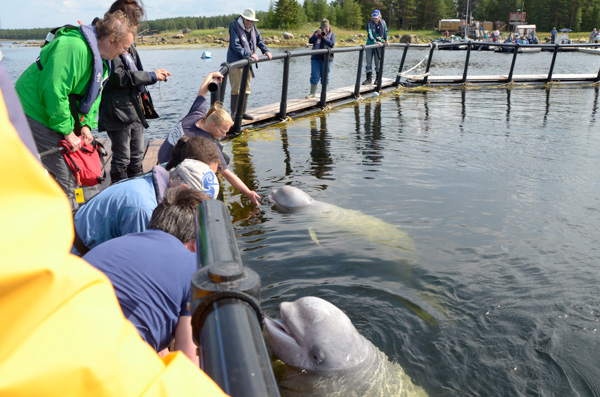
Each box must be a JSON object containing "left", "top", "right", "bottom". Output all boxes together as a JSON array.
[
  {"left": 209, "top": 41, "right": 600, "bottom": 134},
  {"left": 191, "top": 199, "right": 280, "bottom": 397}
]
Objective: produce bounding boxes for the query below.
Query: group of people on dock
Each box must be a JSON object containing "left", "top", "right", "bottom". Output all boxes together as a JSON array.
[{"left": 2, "top": 0, "right": 390, "bottom": 395}]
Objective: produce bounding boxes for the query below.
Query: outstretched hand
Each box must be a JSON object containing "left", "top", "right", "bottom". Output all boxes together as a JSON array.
[
  {"left": 246, "top": 191, "right": 261, "bottom": 206},
  {"left": 154, "top": 69, "right": 172, "bottom": 81}
]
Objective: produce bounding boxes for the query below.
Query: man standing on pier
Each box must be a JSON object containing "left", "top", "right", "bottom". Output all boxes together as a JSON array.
[
  {"left": 227, "top": 8, "right": 272, "bottom": 122},
  {"left": 362, "top": 9, "right": 389, "bottom": 86}
]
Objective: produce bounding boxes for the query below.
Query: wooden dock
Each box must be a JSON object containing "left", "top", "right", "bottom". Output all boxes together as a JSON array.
[
  {"left": 403, "top": 73, "right": 599, "bottom": 85},
  {"left": 94, "top": 137, "right": 164, "bottom": 190},
  {"left": 241, "top": 78, "right": 396, "bottom": 127}
]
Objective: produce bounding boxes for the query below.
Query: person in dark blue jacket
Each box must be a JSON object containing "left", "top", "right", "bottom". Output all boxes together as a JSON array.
[
  {"left": 226, "top": 8, "right": 272, "bottom": 121},
  {"left": 306, "top": 19, "right": 335, "bottom": 99}
]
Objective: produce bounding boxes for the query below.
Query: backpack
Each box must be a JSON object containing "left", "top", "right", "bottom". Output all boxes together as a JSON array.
[{"left": 59, "top": 139, "right": 106, "bottom": 186}]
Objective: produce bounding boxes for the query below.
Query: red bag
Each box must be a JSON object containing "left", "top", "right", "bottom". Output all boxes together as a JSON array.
[{"left": 59, "top": 139, "right": 106, "bottom": 186}]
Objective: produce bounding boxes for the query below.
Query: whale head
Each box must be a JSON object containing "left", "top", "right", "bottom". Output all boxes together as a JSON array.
[
  {"left": 268, "top": 186, "right": 314, "bottom": 213},
  {"left": 264, "top": 296, "right": 373, "bottom": 371}
]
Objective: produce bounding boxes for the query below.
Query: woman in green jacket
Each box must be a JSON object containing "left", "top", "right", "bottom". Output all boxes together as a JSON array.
[{"left": 15, "top": 11, "right": 136, "bottom": 209}]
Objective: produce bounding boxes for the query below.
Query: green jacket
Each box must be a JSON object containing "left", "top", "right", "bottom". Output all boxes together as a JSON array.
[
  {"left": 16, "top": 27, "right": 108, "bottom": 135},
  {"left": 366, "top": 19, "right": 388, "bottom": 45}
]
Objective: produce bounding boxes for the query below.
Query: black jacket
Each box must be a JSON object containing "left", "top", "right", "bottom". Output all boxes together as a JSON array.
[{"left": 98, "top": 45, "right": 156, "bottom": 131}]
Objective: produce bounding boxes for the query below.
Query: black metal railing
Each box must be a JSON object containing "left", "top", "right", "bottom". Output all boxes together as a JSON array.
[
  {"left": 209, "top": 41, "right": 600, "bottom": 134},
  {"left": 190, "top": 199, "right": 280, "bottom": 397}
]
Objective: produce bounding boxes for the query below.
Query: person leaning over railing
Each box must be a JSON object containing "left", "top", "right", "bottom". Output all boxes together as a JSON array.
[
  {"left": 15, "top": 11, "right": 136, "bottom": 210},
  {"left": 305, "top": 18, "right": 335, "bottom": 99},
  {"left": 157, "top": 71, "right": 262, "bottom": 206},
  {"left": 362, "top": 9, "right": 389, "bottom": 86},
  {"left": 227, "top": 8, "right": 272, "bottom": 121},
  {"left": 71, "top": 156, "right": 220, "bottom": 256},
  {"left": 83, "top": 186, "right": 209, "bottom": 365},
  {"left": 0, "top": 55, "right": 227, "bottom": 397}
]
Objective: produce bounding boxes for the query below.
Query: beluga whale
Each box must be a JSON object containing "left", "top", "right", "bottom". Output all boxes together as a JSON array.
[
  {"left": 264, "top": 296, "right": 428, "bottom": 396},
  {"left": 267, "top": 185, "right": 418, "bottom": 264}
]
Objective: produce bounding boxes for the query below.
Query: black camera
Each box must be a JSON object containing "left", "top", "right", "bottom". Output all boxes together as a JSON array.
[{"left": 321, "top": 31, "right": 326, "bottom": 36}]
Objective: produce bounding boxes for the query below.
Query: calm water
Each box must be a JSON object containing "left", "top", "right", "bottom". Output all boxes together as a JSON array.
[{"left": 3, "top": 41, "right": 600, "bottom": 396}]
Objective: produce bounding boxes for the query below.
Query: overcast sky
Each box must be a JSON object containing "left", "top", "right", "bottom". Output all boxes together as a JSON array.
[{"left": 1, "top": 0, "right": 271, "bottom": 30}]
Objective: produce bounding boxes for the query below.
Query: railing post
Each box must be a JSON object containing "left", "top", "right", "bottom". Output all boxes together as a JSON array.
[
  {"left": 423, "top": 43, "right": 436, "bottom": 85},
  {"left": 376, "top": 44, "right": 385, "bottom": 91},
  {"left": 278, "top": 51, "right": 291, "bottom": 120},
  {"left": 219, "top": 63, "right": 229, "bottom": 103},
  {"left": 395, "top": 44, "right": 409, "bottom": 86},
  {"left": 462, "top": 41, "right": 472, "bottom": 84},
  {"left": 507, "top": 44, "right": 519, "bottom": 83},
  {"left": 210, "top": 88, "right": 219, "bottom": 105},
  {"left": 319, "top": 49, "right": 331, "bottom": 108},
  {"left": 354, "top": 45, "right": 365, "bottom": 98},
  {"left": 547, "top": 44, "right": 559, "bottom": 82},
  {"left": 232, "top": 63, "right": 251, "bottom": 135}
]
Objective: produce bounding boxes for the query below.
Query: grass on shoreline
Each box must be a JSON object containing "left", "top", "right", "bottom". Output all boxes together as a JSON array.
[
  {"left": 135, "top": 25, "right": 592, "bottom": 48},
  {"left": 9, "top": 25, "right": 592, "bottom": 48}
]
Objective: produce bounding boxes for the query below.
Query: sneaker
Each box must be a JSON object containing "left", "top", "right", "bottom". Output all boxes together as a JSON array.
[
  {"left": 305, "top": 93, "right": 316, "bottom": 99},
  {"left": 362, "top": 78, "right": 372, "bottom": 85}
]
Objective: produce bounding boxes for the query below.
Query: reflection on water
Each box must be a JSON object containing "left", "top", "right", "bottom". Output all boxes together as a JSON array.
[{"left": 229, "top": 86, "right": 600, "bottom": 397}]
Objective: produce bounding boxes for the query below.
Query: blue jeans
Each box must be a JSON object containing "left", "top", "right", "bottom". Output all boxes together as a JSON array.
[
  {"left": 310, "top": 59, "right": 333, "bottom": 85},
  {"left": 365, "top": 48, "right": 382, "bottom": 74}
]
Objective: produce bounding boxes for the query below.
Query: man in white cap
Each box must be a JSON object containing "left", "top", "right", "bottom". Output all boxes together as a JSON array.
[
  {"left": 227, "top": 8, "right": 272, "bottom": 121},
  {"left": 362, "top": 9, "right": 389, "bottom": 85},
  {"left": 72, "top": 158, "right": 219, "bottom": 255}
]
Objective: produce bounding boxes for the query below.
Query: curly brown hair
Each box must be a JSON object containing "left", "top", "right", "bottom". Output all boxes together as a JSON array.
[{"left": 96, "top": 10, "right": 136, "bottom": 45}]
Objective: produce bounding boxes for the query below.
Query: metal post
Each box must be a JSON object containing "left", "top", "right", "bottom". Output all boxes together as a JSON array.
[
  {"left": 354, "top": 46, "right": 365, "bottom": 97},
  {"left": 507, "top": 44, "right": 519, "bottom": 83},
  {"left": 319, "top": 49, "right": 331, "bottom": 108},
  {"left": 462, "top": 41, "right": 472, "bottom": 83},
  {"left": 279, "top": 51, "right": 291, "bottom": 120},
  {"left": 423, "top": 43, "right": 436, "bottom": 85},
  {"left": 219, "top": 63, "right": 228, "bottom": 103},
  {"left": 395, "top": 44, "right": 409, "bottom": 86},
  {"left": 232, "top": 63, "right": 251, "bottom": 135},
  {"left": 547, "top": 44, "right": 559, "bottom": 82},
  {"left": 376, "top": 44, "right": 386, "bottom": 92},
  {"left": 191, "top": 200, "right": 280, "bottom": 397}
]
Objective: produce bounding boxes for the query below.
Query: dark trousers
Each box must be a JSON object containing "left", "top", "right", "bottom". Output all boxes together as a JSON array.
[
  {"left": 107, "top": 126, "right": 144, "bottom": 177},
  {"left": 365, "top": 47, "right": 382, "bottom": 74}
]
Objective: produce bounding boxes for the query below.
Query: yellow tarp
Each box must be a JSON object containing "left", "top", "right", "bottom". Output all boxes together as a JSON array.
[{"left": 0, "top": 70, "right": 228, "bottom": 396}]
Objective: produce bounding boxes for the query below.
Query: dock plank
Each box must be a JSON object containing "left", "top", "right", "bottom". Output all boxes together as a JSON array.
[{"left": 142, "top": 139, "right": 163, "bottom": 173}]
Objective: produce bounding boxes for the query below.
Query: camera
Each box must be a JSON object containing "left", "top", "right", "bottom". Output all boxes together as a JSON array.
[
  {"left": 321, "top": 31, "right": 326, "bottom": 36},
  {"left": 207, "top": 77, "right": 220, "bottom": 92}
]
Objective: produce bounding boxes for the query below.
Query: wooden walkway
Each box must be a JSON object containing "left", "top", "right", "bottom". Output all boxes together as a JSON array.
[
  {"left": 403, "top": 73, "right": 599, "bottom": 85},
  {"left": 241, "top": 78, "right": 396, "bottom": 127},
  {"left": 95, "top": 137, "right": 164, "bottom": 190}
]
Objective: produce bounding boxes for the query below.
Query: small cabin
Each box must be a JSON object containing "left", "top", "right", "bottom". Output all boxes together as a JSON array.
[
  {"left": 438, "top": 19, "right": 464, "bottom": 33},
  {"left": 516, "top": 24, "right": 536, "bottom": 37}
]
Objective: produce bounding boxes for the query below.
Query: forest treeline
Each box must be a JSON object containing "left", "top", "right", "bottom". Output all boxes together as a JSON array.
[{"left": 2, "top": 0, "right": 599, "bottom": 40}]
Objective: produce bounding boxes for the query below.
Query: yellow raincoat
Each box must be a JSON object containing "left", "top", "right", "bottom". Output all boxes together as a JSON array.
[{"left": 0, "top": 64, "right": 227, "bottom": 396}]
